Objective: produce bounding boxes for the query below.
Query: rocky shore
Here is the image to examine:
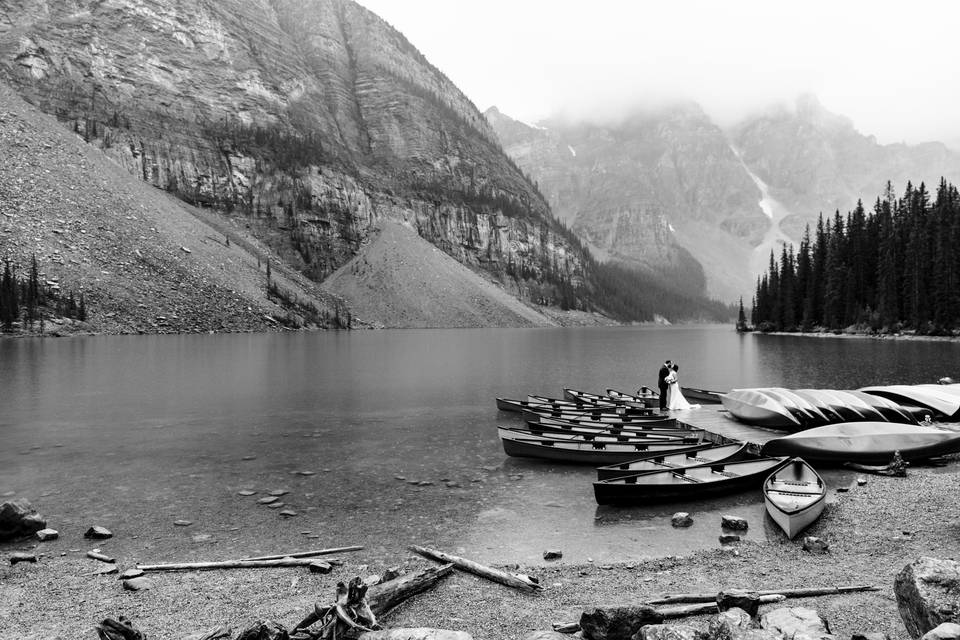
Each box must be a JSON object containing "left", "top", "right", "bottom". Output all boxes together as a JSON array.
[{"left": 1, "top": 460, "right": 958, "bottom": 639}]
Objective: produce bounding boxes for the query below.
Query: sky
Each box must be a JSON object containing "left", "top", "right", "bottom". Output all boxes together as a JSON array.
[{"left": 356, "top": 0, "right": 960, "bottom": 146}]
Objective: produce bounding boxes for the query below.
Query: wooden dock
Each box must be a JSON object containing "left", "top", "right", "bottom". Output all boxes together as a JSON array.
[{"left": 675, "top": 404, "right": 782, "bottom": 450}]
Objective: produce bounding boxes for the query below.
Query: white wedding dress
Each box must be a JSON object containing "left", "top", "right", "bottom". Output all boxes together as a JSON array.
[{"left": 665, "top": 373, "right": 698, "bottom": 411}]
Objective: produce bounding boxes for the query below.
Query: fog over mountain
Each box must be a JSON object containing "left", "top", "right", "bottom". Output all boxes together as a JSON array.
[{"left": 359, "top": 0, "right": 960, "bottom": 147}]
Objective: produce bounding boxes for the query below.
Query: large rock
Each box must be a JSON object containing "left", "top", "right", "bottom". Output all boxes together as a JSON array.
[
  {"left": 0, "top": 499, "right": 47, "bottom": 540},
  {"left": 921, "top": 624, "right": 960, "bottom": 640},
  {"left": 85, "top": 526, "right": 113, "bottom": 539},
  {"left": 580, "top": 605, "right": 665, "bottom": 640},
  {"left": 717, "top": 591, "right": 761, "bottom": 618},
  {"left": 35, "top": 528, "right": 59, "bottom": 541},
  {"left": 760, "top": 607, "right": 832, "bottom": 640},
  {"left": 721, "top": 516, "right": 749, "bottom": 531},
  {"left": 635, "top": 623, "right": 705, "bottom": 640},
  {"left": 895, "top": 557, "right": 960, "bottom": 638},
  {"left": 235, "top": 620, "right": 289, "bottom": 640},
  {"left": 672, "top": 513, "right": 694, "bottom": 528},
  {"left": 523, "top": 633, "right": 569, "bottom": 640},
  {"left": 708, "top": 608, "right": 754, "bottom": 640},
  {"left": 357, "top": 631, "right": 472, "bottom": 640}
]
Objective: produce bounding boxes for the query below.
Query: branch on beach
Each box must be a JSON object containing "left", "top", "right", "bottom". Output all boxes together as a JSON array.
[
  {"left": 136, "top": 557, "right": 341, "bottom": 572},
  {"left": 409, "top": 544, "right": 542, "bottom": 592},
  {"left": 644, "top": 584, "right": 879, "bottom": 605}
]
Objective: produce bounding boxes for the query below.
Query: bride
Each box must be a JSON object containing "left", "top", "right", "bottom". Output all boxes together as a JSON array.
[{"left": 665, "top": 364, "right": 699, "bottom": 411}]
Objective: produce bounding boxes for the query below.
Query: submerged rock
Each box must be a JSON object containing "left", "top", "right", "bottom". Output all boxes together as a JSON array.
[
  {"left": 721, "top": 515, "right": 748, "bottom": 530},
  {"left": 895, "top": 557, "right": 960, "bottom": 638},
  {"left": 671, "top": 512, "right": 694, "bottom": 527}
]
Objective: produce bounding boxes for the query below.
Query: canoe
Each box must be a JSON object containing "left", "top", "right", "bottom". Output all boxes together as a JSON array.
[
  {"left": 860, "top": 385, "right": 960, "bottom": 418},
  {"left": 516, "top": 422, "right": 702, "bottom": 441},
  {"left": 678, "top": 387, "right": 724, "bottom": 405},
  {"left": 760, "top": 422, "right": 960, "bottom": 464},
  {"left": 720, "top": 390, "right": 801, "bottom": 429},
  {"left": 797, "top": 389, "right": 868, "bottom": 422},
  {"left": 593, "top": 456, "right": 790, "bottom": 505},
  {"left": 497, "top": 397, "right": 619, "bottom": 414},
  {"left": 763, "top": 458, "right": 826, "bottom": 539},
  {"left": 595, "top": 442, "right": 750, "bottom": 480},
  {"left": 522, "top": 407, "right": 662, "bottom": 423},
  {"left": 766, "top": 388, "right": 830, "bottom": 424},
  {"left": 530, "top": 415, "right": 679, "bottom": 430},
  {"left": 605, "top": 388, "right": 661, "bottom": 408},
  {"left": 499, "top": 429, "right": 709, "bottom": 464},
  {"left": 790, "top": 389, "right": 847, "bottom": 423},
  {"left": 844, "top": 390, "right": 918, "bottom": 424},
  {"left": 562, "top": 389, "right": 618, "bottom": 404},
  {"left": 498, "top": 427, "right": 693, "bottom": 445}
]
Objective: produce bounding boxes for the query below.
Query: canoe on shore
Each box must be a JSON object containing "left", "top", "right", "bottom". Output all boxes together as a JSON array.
[
  {"left": 760, "top": 422, "right": 960, "bottom": 464},
  {"left": 593, "top": 456, "right": 790, "bottom": 505},
  {"left": 530, "top": 415, "right": 679, "bottom": 430},
  {"left": 720, "top": 390, "right": 802, "bottom": 429},
  {"left": 860, "top": 385, "right": 960, "bottom": 419},
  {"left": 499, "top": 429, "right": 709, "bottom": 465},
  {"left": 763, "top": 458, "right": 826, "bottom": 539},
  {"left": 678, "top": 387, "right": 724, "bottom": 405},
  {"left": 594, "top": 442, "right": 750, "bottom": 480}
]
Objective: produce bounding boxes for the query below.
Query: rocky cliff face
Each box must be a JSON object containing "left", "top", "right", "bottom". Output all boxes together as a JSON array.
[
  {"left": 0, "top": 0, "right": 586, "bottom": 321},
  {"left": 486, "top": 104, "right": 767, "bottom": 300}
]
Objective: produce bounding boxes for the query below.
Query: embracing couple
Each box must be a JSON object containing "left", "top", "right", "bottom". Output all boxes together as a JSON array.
[{"left": 657, "top": 359, "right": 696, "bottom": 411}]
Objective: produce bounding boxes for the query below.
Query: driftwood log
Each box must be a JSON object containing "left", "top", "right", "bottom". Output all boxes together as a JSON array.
[
  {"left": 242, "top": 546, "right": 363, "bottom": 561},
  {"left": 658, "top": 595, "right": 785, "bottom": 618},
  {"left": 293, "top": 564, "right": 454, "bottom": 634},
  {"left": 409, "top": 545, "right": 541, "bottom": 592},
  {"left": 87, "top": 550, "right": 116, "bottom": 563},
  {"left": 645, "top": 584, "right": 879, "bottom": 605},
  {"left": 137, "top": 557, "right": 338, "bottom": 572}
]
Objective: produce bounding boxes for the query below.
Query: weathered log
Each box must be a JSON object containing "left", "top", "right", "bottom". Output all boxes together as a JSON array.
[
  {"left": 658, "top": 595, "right": 785, "bottom": 618},
  {"left": 87, "top": 550, "right": 116, "bottom": 563},
  {"left": 137, "top": 557, "right": 334, "bottom": 571},
  {"left": 242, "top": 546, "right": 362, "bottom": 561},
  {"left": 645, "top": 584, "right": 879, "bottom": 605},
  {"left": 294, "top": 564, "right": 455, "bottom": 631},
  {"left": 409, "top": 545, "right": 541, "bottom": 592}
]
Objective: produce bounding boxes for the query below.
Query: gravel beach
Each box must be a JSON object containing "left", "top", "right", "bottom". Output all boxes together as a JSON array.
[{"left": 1, "top": 462, "right": 958, "bottom": 640}]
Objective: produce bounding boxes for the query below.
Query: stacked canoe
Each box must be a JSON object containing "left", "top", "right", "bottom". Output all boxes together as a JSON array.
[{"left": 719, "top": 387, "right": 933, "bottom": 430}]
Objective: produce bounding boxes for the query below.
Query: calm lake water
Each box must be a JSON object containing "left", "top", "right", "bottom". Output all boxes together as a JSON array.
[{"left": 1, "top": 325, "right": 958, "bottom": 565}]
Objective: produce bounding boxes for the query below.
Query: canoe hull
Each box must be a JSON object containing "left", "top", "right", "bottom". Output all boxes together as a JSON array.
[
  {"left": 760, "top": 422, "right": 960, "bottom": 464},
  {"left": 595, "top": 443, "right": 750, "bottom": 480},
  {"left": 763, "top": 458, "right": 826, "bottom": 539},
  {"left": 501, "top": 432, "right": 710, "bottom": 465}
]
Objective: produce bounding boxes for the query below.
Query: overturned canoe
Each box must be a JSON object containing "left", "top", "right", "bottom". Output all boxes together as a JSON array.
[
  {"left": 760, "top": 422, "right": 960, "bottom": 464},
  {"left": 593, "top": 456, "right": 790, "bottom": 505},
  {"left": 860, "top": 385, "right": 960, "bottom": 419},
  {"left": 763, "top": 458, "right": 826, "bottom": 539},
  {"left": 499, "top": 428, "right": 708, "bottom": 465},
  {"left": 720, "top": 390, "right": 801, "bottom": 429},
  {"left": 595, "top": 442, "right": 750, "bottom": 480}
]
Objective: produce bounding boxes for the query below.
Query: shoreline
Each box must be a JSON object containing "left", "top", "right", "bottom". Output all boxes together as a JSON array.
[
  {"left": 2, "top": 462, "right": 957, "bottom": 639},
  {"left": 744, "top": 328, "right": 960, "bottom": 342}
]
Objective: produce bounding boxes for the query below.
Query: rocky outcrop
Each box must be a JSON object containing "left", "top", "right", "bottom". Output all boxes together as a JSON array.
[
  {"left": 0, "top": 0, "right": 589, "bottom": 325},
  {"left": 895, "top": 557, "right": 960, "bottom": 638},
  {"left": 759, "top": 607, "right": 833, "bottom": 640},
  {"left": 580, "top": 605, "right": 665, "bottom": 640},
  {"left": 0, "top": 499, "right": 46, "bottom": 541}
]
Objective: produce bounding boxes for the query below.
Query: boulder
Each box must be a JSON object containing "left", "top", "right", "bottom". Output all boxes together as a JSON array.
[
  {"left": 580, "top": 605, "right": 665, "bottom": 640},
  {"left": 635, "top": 623, "right": 705, "bottom": 640},
  {"left": 122, "top": 577, "right": 154, "bottom": 591},
  {"left": 721, "top": 516, "right": 748, "bottom": 531},
  {"left": 760, "top": 607, "right": 832, "bottom": 640},
  {"left": 802, "top": 537, "right": 829, "bottom": 554},
  {"left": 36, "top": 528, "right": 59, "bottom": 541},
  {"left": 920, "top": 623, "right": 960, "bottom": 640},
  {"left": 0, "top": 499, "right": 47, "bottom": 540},
  {"left": 236, "top": 620, "right": 289, "bottom": 640},
  {"left": 671, "top": 513, "right": 694, "bottom": 527},
  {"left": 543, "top": 549, "right": 563, "bottom": 560},
  {"left": 851, "top": 633, "right": 890, "bottom": 640},
  {"left": 358, "top": 631, "right": 472, "bottom": 640},
  {"left": 895, "top": 558, "right": 960, "bottom": 638},
  {"left": 95, "top": 616, "right": 146, "bottom": 640},
  {"left": 717, "top": 591, "right": 761, "bottom": 618},
  {"left": 708, "top": 607, "right": 754, "bottom": 640},
  {"left": 85, "top": 526, "right": 113, "bottom": 539}
]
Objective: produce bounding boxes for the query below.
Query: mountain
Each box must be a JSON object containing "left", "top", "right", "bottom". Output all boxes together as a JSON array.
[
  {"left": 486, "top": 104, "right": 767, "bottom": 301},
  {"left": 0, "top": 0, "right": 616, "bottom": 328},
  {"left": 730, "top": 94, "right": 960, "bottom": 239},
  {"left": 488, "top": 96, "right": 960, "bottom": 302}
]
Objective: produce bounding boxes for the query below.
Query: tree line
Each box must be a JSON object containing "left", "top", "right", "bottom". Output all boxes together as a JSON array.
[
  {"left": 0, "top": 256, "right": 87, "bottom": 333},
  {"left": 750, "top": 179, "right": 960, "bottom": 334}
]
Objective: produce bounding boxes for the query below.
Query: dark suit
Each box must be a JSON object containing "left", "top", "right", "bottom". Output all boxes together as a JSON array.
[{"left": 658, "top": 364, "right": 670, "bottom": 410}]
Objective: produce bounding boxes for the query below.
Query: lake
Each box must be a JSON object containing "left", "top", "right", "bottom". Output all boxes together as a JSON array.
[{"left": 1, "top": 325, "right": 957, "bottom": 565}]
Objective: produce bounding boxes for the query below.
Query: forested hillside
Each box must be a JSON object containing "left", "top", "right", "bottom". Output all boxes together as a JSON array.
[{"left": 750, "top": 179, "right": 960, "bottom": 334}]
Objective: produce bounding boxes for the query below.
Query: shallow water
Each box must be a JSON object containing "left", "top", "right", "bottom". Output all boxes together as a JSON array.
[{"left": 1, "top": 326, "right": 957, "bottom": 564}]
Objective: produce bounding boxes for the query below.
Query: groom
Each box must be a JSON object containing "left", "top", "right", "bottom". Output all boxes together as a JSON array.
[{"left": 658, "top": 360, "right": 672, "bottom": 411}]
